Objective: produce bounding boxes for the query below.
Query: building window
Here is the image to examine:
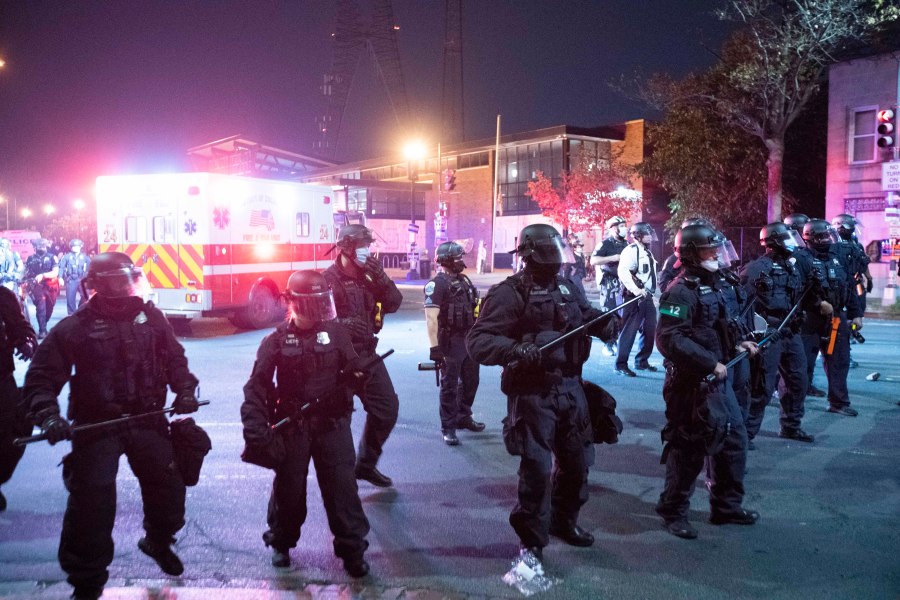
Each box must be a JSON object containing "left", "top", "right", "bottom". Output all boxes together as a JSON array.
[{"left": 850, "top": 107, "right": 878, "bottom": 163}]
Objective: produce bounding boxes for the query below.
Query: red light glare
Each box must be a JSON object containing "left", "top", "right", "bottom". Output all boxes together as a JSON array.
[
  {"left": 188, "top": 186, "right": 200, "bottom": 195},
  {"left": 878, "top": 109, "right": 895, "bottom": 122},
  {"left": 323, "top": 196, "right": 331, "bottom": 204}
]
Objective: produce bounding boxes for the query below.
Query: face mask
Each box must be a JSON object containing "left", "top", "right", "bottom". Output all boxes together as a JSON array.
[
  {"left": 36, "top": 248, "right": 47, "bottom": 256},
  {"left": 700, "top": 258, "right": 719, "bottom": 272},
  {"left": 355, "top": 247, "right": 370, "bottom": 265}
]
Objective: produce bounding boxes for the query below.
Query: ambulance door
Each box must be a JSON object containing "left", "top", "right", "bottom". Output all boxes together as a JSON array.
[{"left": 207, "top": 178, "right": 233, "bottom": 307}]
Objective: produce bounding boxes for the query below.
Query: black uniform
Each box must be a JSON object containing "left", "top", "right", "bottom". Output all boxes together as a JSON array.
[
  {"left": 741, "top": 253, "right": 811, "bottom": 438},
  {"left": 58, "top": 251, "right": 91, "bottom": 315},
  {"left": 592, "top": 237, "right": 627, "bottom": 311},
  {"left": 467, "top": 271, "right": 611, "bottom": 550},
  {"left": 804, "top": 246, "right": 861, "bottom": 410},
  {"left": 563, "top": 251, "right": 587, "bottom": 295},
  {"left": 656, "top": 269, "right": 750, "bottom": 523},
  {"left": 424, "top": 271, "right": 480, "bottom": 431},
  {"left": 323, "top": 261, "right": 402, "bottom": 472},
  {"left": 241, "top": 320, "right": 369, "bottom": 563},
  {"left": 835, "top": 238, "right": 869, "bottom": 313},
  {"left": 23, "top": 295, "right": 198, "bottom": 591},
  {"left": 24, "top": 252, "right": 59, "bottom": 335},
  {"left": 0, "top": 287, "right": 37, "bottom": 503}
]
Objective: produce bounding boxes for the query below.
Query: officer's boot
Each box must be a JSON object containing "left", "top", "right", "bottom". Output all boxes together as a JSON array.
[
  {"left": 137, "top": 536, "right": 184, "bottom": 576},
  {"left": 442, "top": 428, "right": 460, "bottom": 446}
]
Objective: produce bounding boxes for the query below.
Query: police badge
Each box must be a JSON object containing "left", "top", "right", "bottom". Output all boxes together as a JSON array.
[{"left": 317, "top": 331, "right": 331, "bottom": 345}]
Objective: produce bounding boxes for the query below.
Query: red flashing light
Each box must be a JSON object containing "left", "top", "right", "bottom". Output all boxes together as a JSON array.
[
  {"left": 188, "top": 186, "right": 200, "bottom": 196},
  {"left": 878, "top": 109, "right": 896, "bottom": 148},
  {"left": 323, "top": 196, "right": 331, "bottom": 204}
]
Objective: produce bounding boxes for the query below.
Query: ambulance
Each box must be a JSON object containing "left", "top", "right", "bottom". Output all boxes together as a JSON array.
[{"left": 96, "top": 173, "right": 355, "bottom": 328}]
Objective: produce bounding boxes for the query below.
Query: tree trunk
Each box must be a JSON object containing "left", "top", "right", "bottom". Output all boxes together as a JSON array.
[{"left": 764, "top": 137, "right": 785, "bottom": 223}]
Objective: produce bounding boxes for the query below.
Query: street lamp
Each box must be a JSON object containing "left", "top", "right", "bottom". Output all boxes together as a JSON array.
[
  {"left": 21, "top": 207, "right": 32, "bottom": 220},
  {"left": 403, "top": 140, "right": 426, "bottom": 280},
  {"left": 44, "top": 204, "right": 55, "bottom": 216}
]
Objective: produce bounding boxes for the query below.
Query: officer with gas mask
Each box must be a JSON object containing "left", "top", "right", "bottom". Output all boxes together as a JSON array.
[
  {"left": 23, "top": 238, "right": 59, "bottom": 338},
  {"left": 424, "top": 241, "right": 483, "bottom": 446},
  {"left": 658, "top": 218, "right": 711, "bottom": 294},
  {"left": 655, "top": 224, "right": 760, "bottom": 540},
  {"left": 323, "top": 225, "right": 403, "bottom": 488},
  {"left": 831, "top": 214, "right": 870, "bottom": 365},
  {"left": 23, "top": 252, "right": 200, "bottom": 600},
  {"left": 740, "top": 223, "right": 820, "bottom": 444},
  {"left": 241, "top": 270, "right": 371, "bottom": 577},
  {"left": 801, "top": 220, "right": 862, "bottom": 416},
  {"left": 58, "top": 239, "right": 91, "bottom": 315},
  {"left": 466, "top": 224, "right": 620, "bottom": 570}
]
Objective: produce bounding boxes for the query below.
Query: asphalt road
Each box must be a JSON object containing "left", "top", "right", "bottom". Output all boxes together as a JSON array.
[{"left": 1, "top": 290, "right": 899, "bottom": 599}]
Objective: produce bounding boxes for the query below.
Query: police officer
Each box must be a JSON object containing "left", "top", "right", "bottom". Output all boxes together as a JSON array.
[
  {"left": 802, "top": 220, "right": 862, "bottom": 416},
  {"left": 0, "top": 238, "right": 23, "bottom": 293},
  {"left": 23, "top": 252, "right": 200, "bottom": 600},
  {"left": 784, "top": 214, "right": 828, "bottom": 398},
  {"left": 831, "top": 214, "right": 870, "bottom": 366},
  {"left": 424, "top": 241, "right": 483, "bottom": 446},
  {"left": 741, "top": 223, "right": 818, "bottom": 444},
  {"left": 590, "top": 216, "right": 628, "bottom": 355},
  {"left": 563, "top": 235, "right": 588, "bottom": 294},
  {"left": 23, "top": 238, "right": 60, "bottom": 338},
  {"left": 241, "top": 270, "right": 370, "bottom": 577},
  {"left": 58, "top": 239, "right": 91, "bottom": 315},
  {"left": 0, "top": 286, "right": 37, "bottom": 511},
  {"left": 615, "top": 222, "right": 659, "bottom": 376},
  {"left": 467, "top": 223, "right": 619, "bottom": 567},
  {"left": 323, "top": 225, "right": 402, "bottom": 488},
  {"left": 655, "top": 224, "right": 760, "bottom": 539}
]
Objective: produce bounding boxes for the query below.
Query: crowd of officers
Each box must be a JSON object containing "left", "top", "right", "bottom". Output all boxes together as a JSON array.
[{"left": 0, "top": 213, "right": 877, "bottom": 598}]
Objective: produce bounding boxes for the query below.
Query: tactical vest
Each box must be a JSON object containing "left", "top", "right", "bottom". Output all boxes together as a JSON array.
[
  {"left": 325, "top": 267, "right": 377, "bottom": 343},
  {"left": 68, "top": 304, "right": 169, "bottom": 421},
  {"left": 811, "top": 250, "right": 849, "bottom": 309},
  {"left": 273, "top": 326, "right": 348, "bottom": 422},
  {"left": 62, "top": 252, "right": 90, "bottom": 280},
  {"left": 512, "top": 273, "right": 589, "bottom": 374},
  {"left": 754, "top": 256, "right": 801, "bottom": 318},
  {"left": 437, "top": 272, "right": 478, "bottom": 336},
  {"left": 25, "top": 254, "right": 55, "bottom": 280},
  {"left": 681, "top": 276, "right": 737, "bottom": 362}
]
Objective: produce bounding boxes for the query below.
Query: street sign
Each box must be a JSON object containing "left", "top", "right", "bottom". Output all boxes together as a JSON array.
[
  {"left": 883, "top": 161, "right": 900, "bottom": 191},
  {"left": 407, "top": 223, "right": 420, "bottom": 233},
  {"left": 890, "top": 225, "right": 900, "bottom": 238}
]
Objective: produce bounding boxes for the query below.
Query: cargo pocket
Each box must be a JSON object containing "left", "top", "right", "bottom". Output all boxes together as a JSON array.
[{"left": 501, "top": 415, "right": 525, "bottom": 456}]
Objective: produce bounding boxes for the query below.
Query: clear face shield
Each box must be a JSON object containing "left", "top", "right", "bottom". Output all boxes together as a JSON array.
[
  {"left": 716, "top": 239, "right": 740, "bottom": 268},
  {"left": 88, "top": 266, "right": 146, "bottom": 298},
  {"left": 529, "top": 236, "right": 576, "bottom": 265},
  {"left": 289, "top": 290, "right": 338, "bottom": 322},
  {"left": 783, "top": 229, "right": 805, "bottom": 250},
  {"left": 632, "top": 228, "right": 658, "bottom": 245},
  {"left": 833, "top": 218, "right": 861, "bottom": 241}
]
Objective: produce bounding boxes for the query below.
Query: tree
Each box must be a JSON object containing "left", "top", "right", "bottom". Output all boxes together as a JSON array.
[
  {"left": 645, "top": 0, "right": 898, "bottom": 221},
  {"left": 640, "top": 104, "right": 770, "bottom": 233},
  {"left": 526, "top": 148, "right": 640, "bottom": 234}
]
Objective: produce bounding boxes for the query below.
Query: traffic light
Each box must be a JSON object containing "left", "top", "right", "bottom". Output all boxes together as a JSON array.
[
  {"left": 878, "top": 109, "right": 895, "bottom": 148},
  {"left": 443, "top": 169, "right": 457, "bottom": 192}
]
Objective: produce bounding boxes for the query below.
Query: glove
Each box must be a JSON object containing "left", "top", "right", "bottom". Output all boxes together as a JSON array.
[
  {"left": 41, "top": 414, "right": 72, "bottom": 445},
  {"left": 341, "top": 356, "right": 372, "bottom": 394},
  {"left": 14, "top": 337, "right": 37, "bottom": 361},
  {"left": 510, "top": 342, "right": 542, "bottom": 367},
  {"left": 363, "top": 256, "right": 392, "bottom": 288},
  {"left": 339, "top": 317, "right": 369, "bottom": 339},
  {"left": 866, "top": 277, "right": 873, "bottom": 293},
  {"left": 429, "top": 346, "right": 445, "bottom": 369},
  {"left": 173, "top": 391, "right": 200, "bottom": 414},
  {"left": 589, "top": 311, "right": 621, "bottom": 343}
]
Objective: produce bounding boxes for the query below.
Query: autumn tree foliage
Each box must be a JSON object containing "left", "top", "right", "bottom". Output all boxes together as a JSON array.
[{"left": 526, "top": 149, "right": 640, "bottom": 234}]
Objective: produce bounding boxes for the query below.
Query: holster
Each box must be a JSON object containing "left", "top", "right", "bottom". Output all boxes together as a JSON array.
[{"left": 170, "top": 418, "right": 212, "bottom": 485}]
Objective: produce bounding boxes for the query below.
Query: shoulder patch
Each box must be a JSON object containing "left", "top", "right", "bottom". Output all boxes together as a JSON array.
[
  {"left": 424, "top": 281, "right": 436, "bottom": 296},
  {"left": 660, "top": 301, "right": 690, "bottom": 319}
]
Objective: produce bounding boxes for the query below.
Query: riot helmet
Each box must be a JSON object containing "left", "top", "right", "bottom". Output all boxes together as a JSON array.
[
  {"left": 675, "top": 224, "right": 728, "bottom": 272},
  {"left": 435, "top": 241, "right": 466, "bottom": 273},
  {"left": 335, "top": 224, "right": 375, "bottom": 265},
  {"left": 629, "top": 222, "right": 657, "bottom": 244},
  {"left": 83, "top": 252, "right": 144, "bottom": 298},
  {"left": 514, "top": 224, "right": 575, "bottom": 265},
  {"left": 783, "top": 213, "right": 809, "bottom": 233},
  {"left": 285, "top": 270, "right": 337, "bottom": 323},
  {"left": 69, "top": 238, "right": 84, "bottom": 251},
  {"left": 31, "top": 238, "right": 50, "bottom": 256},
  {"left": 759, "top": 222, "right": 803, "bottom": 256},
  {"left": 681, "top": 217, "right": 711, "bottom": 229},
  {"left": 0, "top": 238, "right": 9, "bottom": 250},
  {"left": 606, "top": 216, "right": 627, "bottom": 240},
  {"left": 803, "top": 219, "right": 838, "bottom": 252},
  {"left": 830, "top": 213, "right": 859, "bottom": 241}
]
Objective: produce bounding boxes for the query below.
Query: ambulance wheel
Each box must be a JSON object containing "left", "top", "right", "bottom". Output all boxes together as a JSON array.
[{"left": 233, "top": 287, "right": 277, "bottom": 329}]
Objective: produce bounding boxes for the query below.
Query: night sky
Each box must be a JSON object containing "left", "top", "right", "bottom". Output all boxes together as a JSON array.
[{"left": 0, "top": 0, "right": 734, "bottom": 206}]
